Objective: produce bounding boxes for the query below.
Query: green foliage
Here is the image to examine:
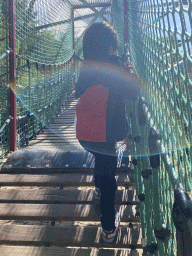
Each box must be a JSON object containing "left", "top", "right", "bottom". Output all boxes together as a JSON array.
[
  {"left": 15, "top": 0, "right": 73, "bottom": 64},
  {"left": 0, "top": 0, "right": 8, "bottom": 59}
]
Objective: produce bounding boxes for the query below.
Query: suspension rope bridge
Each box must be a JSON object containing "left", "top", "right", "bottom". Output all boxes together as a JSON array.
[{"left": 0, "top": 0, "right": 192, "bottom": 255}]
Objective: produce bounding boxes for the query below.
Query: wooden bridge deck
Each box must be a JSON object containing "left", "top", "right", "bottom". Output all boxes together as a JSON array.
[{"left": 0, "top": 93, "right": 143, "bottom": 255}]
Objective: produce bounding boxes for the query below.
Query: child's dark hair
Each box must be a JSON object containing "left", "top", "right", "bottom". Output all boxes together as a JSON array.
[{"left": 83, "top": 22, "right": 118, "bottom": 61}]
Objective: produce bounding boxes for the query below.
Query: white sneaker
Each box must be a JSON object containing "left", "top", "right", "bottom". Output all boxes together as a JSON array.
[{"left": 102, "top": 212, "right": 120, "bottom": 245}]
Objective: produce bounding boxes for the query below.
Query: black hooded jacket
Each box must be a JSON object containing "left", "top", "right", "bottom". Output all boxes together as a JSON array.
[{"left": 75, "top": 57, "right": 141, "bottom": 143}]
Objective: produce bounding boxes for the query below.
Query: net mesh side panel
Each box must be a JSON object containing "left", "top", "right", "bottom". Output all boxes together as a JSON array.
[{"left": 128, "top": 0, "right": 192, "bottom": 254}]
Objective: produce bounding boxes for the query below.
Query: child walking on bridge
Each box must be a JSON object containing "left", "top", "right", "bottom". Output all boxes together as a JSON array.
[{"left": 75, "top": 22, "right": 142, "bottom": 244}]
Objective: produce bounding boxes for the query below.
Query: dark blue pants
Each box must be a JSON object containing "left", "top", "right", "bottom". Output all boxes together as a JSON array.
[{"left": 79, "top": 141, "right": 117, "bottom": 231}]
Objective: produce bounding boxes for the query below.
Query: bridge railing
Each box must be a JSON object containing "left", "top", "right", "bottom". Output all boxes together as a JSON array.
[
  {"left": 0, "top": 50, "right": 81, "bottom": 163},
  {"left": 0, "top": 0, "right": 83, "bottom": 162},
  {"left": 126, "top": 94, "right": 192, "bottom": 255},
  {"left": 15, "top": 55, "right": 76, "bottom": 148}
]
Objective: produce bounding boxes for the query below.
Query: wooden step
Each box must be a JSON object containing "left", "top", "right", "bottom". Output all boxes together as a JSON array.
[
  {"left": 57, "top": 116, "right": 76, "bottom": 119},
  {"left": 0, "top": 224, "right": 142, "bottom": 248},
  {"left": 36, "top": 134, "right": 76, "bottom": 139},
  {"left": 0, "top": 246, "right": 143, "bottom": 256},
  {"left": 29, "top": 141, "right": 81, "bottom": 146},
  {"left": 32, "top": 139, "right": 77, "bottom": 142},
  {"left": 44, "top": 127, "right": 76, "bottom": 131},
  {"left": 0, "top": 173, "right": 134, "bottom": 187},
  {"left": 40, "top": 130, "right": 76, "bottom": 133},
  {"left": 43, "top": 132, "right": 76, "bottom": 136},
  {"left": 0, "top": 204, "right": 140, "bottom": 222},
  {"left": 0, "top": 167, "right": 132, "bottom": 174},
  {"left": 51, "top": 120, "right": 76, "bottom": 123},
  {"left": 44, "top": 126, "right": 75, "bottom": 132},
  {"left": 44, "top": 129, "right": 76, "bottom": 133},
  {"left": 43, "top": 131, "right": 76, "bottom": 134},
  {"left": 57, "top": 115, "right": 76, "bottom": 117},
  {"left": 0, "top": 91, "right": 142, "bottom": 253},
  {"left": 53, "top": 120, "right": 75, "bottom": 123},
  {"left": 35, "top": 135, "right": 76, "bottom": 140},
  {"left": 49, "top": 124, "right": 76, "bottom": 127},
  {"left": 0, "top": 188, "right": 136, "bottom": 205}
]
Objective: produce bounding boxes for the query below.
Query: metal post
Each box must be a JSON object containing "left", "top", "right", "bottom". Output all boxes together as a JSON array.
[
  {"left": 8, "top": 0, "right": 17, "bottom": 151},
  {"left": 72, "top": 8, "right": 76, "bottom": 86},
  {"left": 123, "top": 0, "right": 130, "bottom": 154}
]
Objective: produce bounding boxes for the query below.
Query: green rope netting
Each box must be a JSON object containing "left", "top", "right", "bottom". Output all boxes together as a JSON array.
[
  {"left": 15, "top": 0, "right": 115, "bottom": 64},
  {"left": 129, "top": 0, "right": 191, "bottom": 155},
  {"left": 128, "top": 0, "right": 191, "bottom": 186},
  {"left": 127, "top": 0, "right": 192, "bottom": 254},
  {"left": 9, "top": 0, "right": 123, "bottom": 152},
  {"left": 16, "top": 0, "right": 73, "bottom": 64}
]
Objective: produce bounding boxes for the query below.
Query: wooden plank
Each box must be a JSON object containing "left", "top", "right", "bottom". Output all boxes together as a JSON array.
[
  {"left": 0, "top": 167, "right": 132, "bottom": 174},
  {"left": 44, "top": 128, "right": 75, "bottom": 136},
  {"left": 0, "top": 246, "right": 143, "bottom": 256},
  {"left": 31, "top": 136, "right": 77, "bottom": 140},
  {"left": 35, "top": 136, "right": 76, "bottom": 140},
  {"left": 57, "top": 112, "right": 76, "bottom": 115},
  {"left": 27, "top": 145, "right": 82, "bottom": 152},
  {"left": 28, "top": 142, "right": 80, "bottom": 146},
  {"left": 48, "top": 125, "right": 75, "bottom": 127},
  {"left": 29, "top": 141, "right": 81, "bottom": 146},
  {"left": 56, "top": 116, "right": 76, "bottom": 118},
  {"left": 36, "top": 134, "right": 76, "bottom": 139},
  {"left": 34, "top": 138, "right": 77, "bottom": 141},
  {"left": 55, "top": 119, "right": 75, "bottom": 121},
  {"left": 59, "top": 110, "right": 76, "bottom": 113},
  {"left": 48, "top": 127, "right": 75, "bottom": 131},
  {"left": 64, "top": 101, "right": 76, "bottom": 104},
  {"left": 28, "top": 144, "right": 80, "bottom": 147},
  {"left": 52, "top": 121, "right": 75, "bottom": 123},
  {"left": 0, "top": 224, "right": 142, "bottom": 248},
  {"left": 32, "top": 139, "right": 77, "bottom": 142},
  {"left": 60, "top": 108, "right": 76, "bottom": 111},
  {"left": 45, "top": 127, "right": 75, "bottom": 130},
  {"left": 0, "top": 204, "right": 140, "bottom": 222},
  {"left": 41, "top": 132, "right": 75, "bottom": 136},
  {"left": 50, "top": 121, "right": 75, "bottom": 124},
  {"left": 29, "top": 141, "right": 80, "bottom": 144},
  {"left": 0, "top": 173, "right": 134, "bottom": 187},
  {"left": 33, "top": 138, "right": 77, "bottom": 141},
  {"left": 36, "top": 136, "right": 76, "bottom": 141},
  {"left": 44, "top": 130, "right": 76, "bottom": 134},
  {"left": 55, "top": 118, "right": 75, "bottom": 121},
  {"left": 55, "top": 114, "right": 76, "bottom": 117},
  {"left": 0, "top": 188, "right": 136, "bottom": 205},
  {"left": 43, "top": 134, "right": 76, "bottom": 138}
]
